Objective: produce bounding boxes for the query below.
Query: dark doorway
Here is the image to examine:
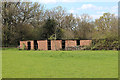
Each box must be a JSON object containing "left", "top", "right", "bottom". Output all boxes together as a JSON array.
[
  {"left": 34, "top": 40, "right": 38, "bottom": 50},
  {"left": 48, "top": 40, "right": 51, "bottom": 50},
  {"left": 62, "top": 40, "right": 65, "bottom": 49},
  {"left": 77, "top": 40, "right": 80, "bottom": 45},
  {"left": 28, "top": 42, "right": 31, "bottom": 50}
]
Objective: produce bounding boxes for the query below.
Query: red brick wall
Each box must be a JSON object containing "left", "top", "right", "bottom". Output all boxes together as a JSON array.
[
  {"left": 20, "top": 40, "right": 92, "bottom": 50},
  {"left": 37, "top": 40, "right": 48, "bottom": 50},
  {"left": 20, "top": 40, "right": 34, "bottom": 50},
  {"left": 80, "top": 40, "right": 92, "bottom": 46},
  {"left": 51, "top": 40, "right": 62, "bottom": 50},
  {"left": 20, "top": 41, "right": 28, "bottom": 49},
  {"left": 65, "top": 40, "right": 77, "bottom": 47},
  {"left": 30, "top": 41, "right": 34, "bottom": 50}
]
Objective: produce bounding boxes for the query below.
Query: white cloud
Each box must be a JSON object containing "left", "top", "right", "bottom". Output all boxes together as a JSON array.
[
  {"left": 111, "top": 5, "right": 118, "bottom": 13},
  {"left": 80, "top": 4, "right": 96, "bottom": 9},
  {"left": 68, "top": 9, "right": 75, "bottom": 13},
  {"left": 115, "top": 14, "right": 118, "bottom": 16},
  {"left": 43, "top": 0, "right": 57, "bottom": 3},
  {"left": 33, "top": 0, "right": 57, "bottom": 4},
  {"left": 59, "top": 0, "right": 78, "bottom": 2},
  {"left": 91, "top": 15, "right": 102, "bottom": 19},
  {"left": 37, "top": 0, "right": 80, "bottom": 3},
  {"left": 96, "top": 11, "right": 105, "bottom": 14},
  {"left": 77, "top": 4, "right": 104, "bottom": 10}
]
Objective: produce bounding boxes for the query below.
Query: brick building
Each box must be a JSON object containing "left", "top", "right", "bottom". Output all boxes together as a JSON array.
[{"left": 20, "top": 40, "right": 92, "bottom": 50}]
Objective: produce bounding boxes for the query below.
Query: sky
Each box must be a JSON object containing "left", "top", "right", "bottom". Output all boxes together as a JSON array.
[{"left": 29, "top": 0, "right": 119, "bottom": 20}]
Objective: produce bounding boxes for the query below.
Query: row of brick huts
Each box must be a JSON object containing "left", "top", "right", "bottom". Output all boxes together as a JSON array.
[{"left": 20, "top": 40, "right": 92, "bottom": 50}]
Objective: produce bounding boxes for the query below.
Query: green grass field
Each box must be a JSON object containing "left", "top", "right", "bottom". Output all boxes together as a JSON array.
[{"left": 2, "top": 48, "right": 118, "bottom": 78}]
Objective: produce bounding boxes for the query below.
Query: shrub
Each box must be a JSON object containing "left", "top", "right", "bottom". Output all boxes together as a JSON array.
[{"left": 91, "top": 39, "right": 119, "bottom": 50}]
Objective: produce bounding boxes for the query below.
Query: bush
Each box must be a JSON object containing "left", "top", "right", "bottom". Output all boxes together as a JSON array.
[{"left": 91, "top": 39, "right": 119, "bottom": 50}]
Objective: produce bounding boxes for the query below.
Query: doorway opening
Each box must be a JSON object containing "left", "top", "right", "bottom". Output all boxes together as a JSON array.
[
  {"left": 28, "top": 42, "right": 31, "bottom": 50},
  {"left": 34, "top": 40, "right": 38, "bottom": 50},
  {"left": 48, "top": 40, "right": 51, "bottom": 50},
  {"left": 62, "top": 40, "right": 65, "bottom": 49},
  {"left": 77, "top": 40, "right": 80, "bottom": 46}
]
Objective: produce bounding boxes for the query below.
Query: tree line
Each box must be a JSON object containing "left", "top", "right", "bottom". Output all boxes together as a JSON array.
[{"left": 2, "top": 2, "right": 118, "bottom": 47}]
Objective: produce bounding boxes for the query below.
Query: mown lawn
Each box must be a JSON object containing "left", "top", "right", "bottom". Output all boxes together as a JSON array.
[{"left": 2, "top": 48, "right": 118, "bottom": 78}]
